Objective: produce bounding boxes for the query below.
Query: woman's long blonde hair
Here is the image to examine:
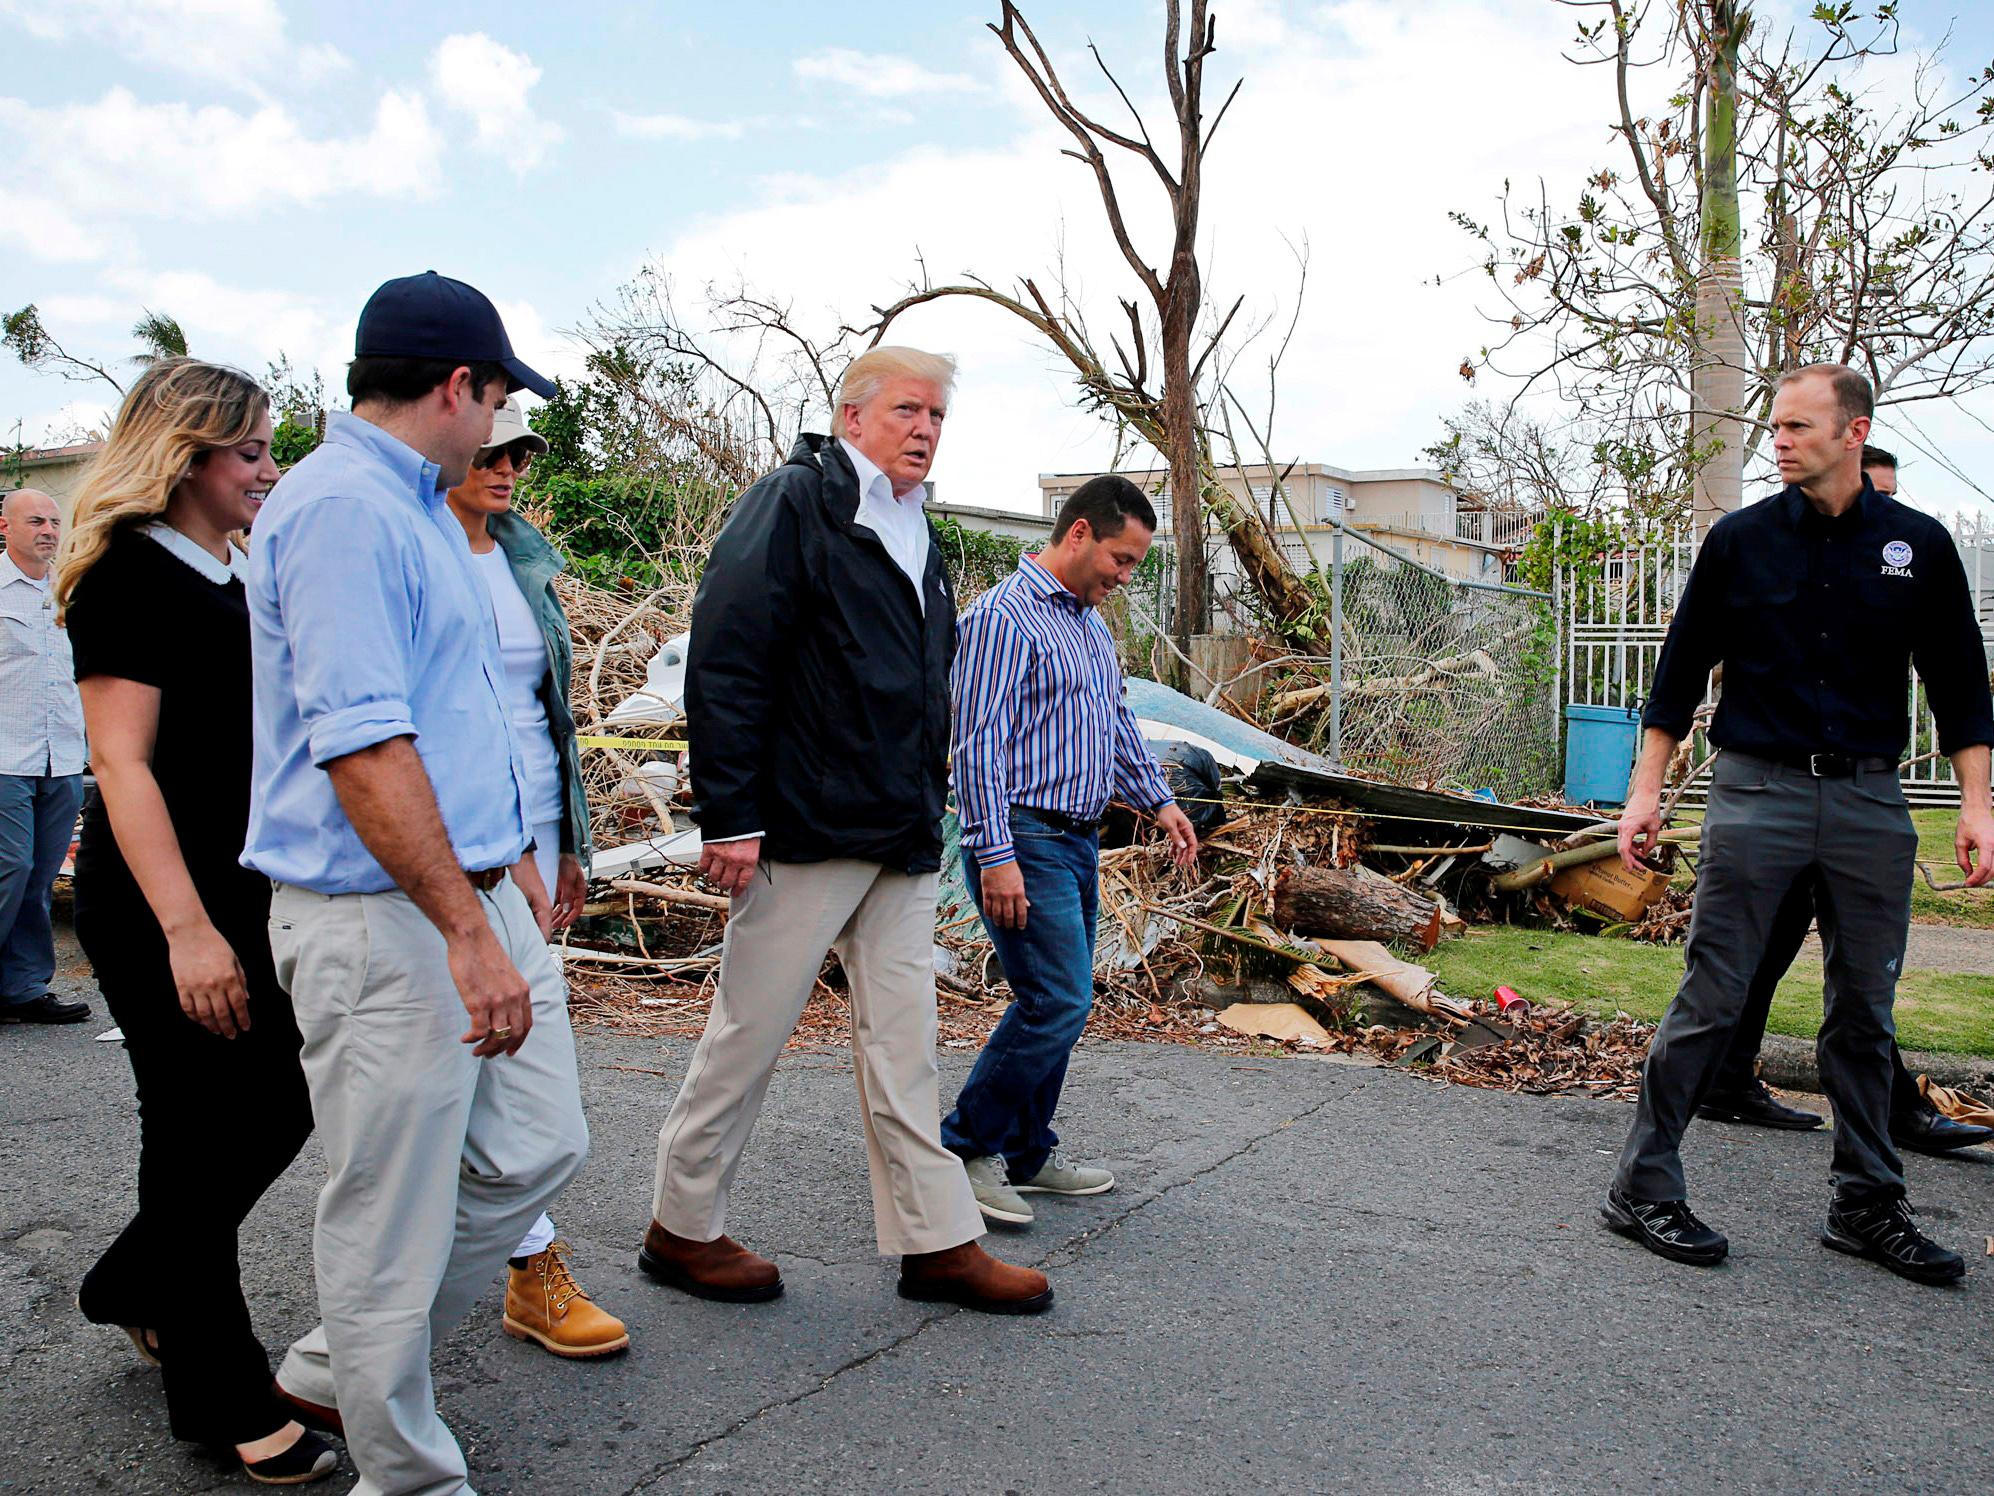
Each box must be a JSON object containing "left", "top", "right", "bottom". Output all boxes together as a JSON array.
[{"left": 56, "top": 357, "right": 269, "bottom": 617}]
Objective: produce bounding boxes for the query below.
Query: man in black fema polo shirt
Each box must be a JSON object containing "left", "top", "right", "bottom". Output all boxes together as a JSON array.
[{"left": 1603, "top": 363, "right": 1994, "bottom": 1286}]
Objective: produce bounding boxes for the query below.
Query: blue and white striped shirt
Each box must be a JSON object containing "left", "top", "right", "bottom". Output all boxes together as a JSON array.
[{"left": 952, "top": 553, "right": 1175, "bottom": 869}]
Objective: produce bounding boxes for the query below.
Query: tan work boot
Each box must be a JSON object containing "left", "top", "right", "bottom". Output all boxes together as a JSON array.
[
  {"left": 502, "top": 1241, "right": 631, "bottom": 1359},
  {"left": 898, "top": 1241, "right": 1054, "bottom": 1314}
]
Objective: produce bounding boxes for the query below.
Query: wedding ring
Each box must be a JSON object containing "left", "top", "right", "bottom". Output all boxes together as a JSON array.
[{"left": 492, "top": 1025, "right": 513, "bottom": 1039}]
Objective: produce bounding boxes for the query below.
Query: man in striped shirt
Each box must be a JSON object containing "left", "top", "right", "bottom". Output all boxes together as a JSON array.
[{"left": 946, "top": 474, "right": 1200, "bottom": 1225}]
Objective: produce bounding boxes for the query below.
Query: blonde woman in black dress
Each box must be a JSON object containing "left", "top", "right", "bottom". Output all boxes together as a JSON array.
[{"left": 63, "top": 359, "right": 335, "bottom": 1485}]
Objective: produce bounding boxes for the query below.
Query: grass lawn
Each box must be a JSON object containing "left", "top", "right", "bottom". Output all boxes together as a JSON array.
[
  {"left": 1420, "top": 924, "right": 1994, "bottom": 1059},
  {"left": 1670, "top": 808, "right": 1992, "bottom": 928},
  {"left": 1909, "top": 808, "right": 1994, "bottom": 928}
]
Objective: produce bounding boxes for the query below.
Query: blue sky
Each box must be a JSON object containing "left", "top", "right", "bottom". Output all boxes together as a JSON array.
[{"left": 5, "top": 0, "right": 1993, "bottom": 521}]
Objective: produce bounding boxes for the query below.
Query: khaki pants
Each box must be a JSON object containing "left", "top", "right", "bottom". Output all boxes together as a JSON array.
[
  {"left": 272, "top": 879, "right": 587, "bottom": 1496},
  {"left": 652, "top": 859, "right": 982, "bottom": 1256}
]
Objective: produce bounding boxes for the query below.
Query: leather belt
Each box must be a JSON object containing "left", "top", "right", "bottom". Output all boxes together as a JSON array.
[
  {"left": 466, "top": 867, "right": 508, "bottom": 892},
  {"left": 1014, "top": 805, "right": 1101, "bottom": 834},
  {"left": 1747, "top": 751, "right": 1897, "bottom": 779}
]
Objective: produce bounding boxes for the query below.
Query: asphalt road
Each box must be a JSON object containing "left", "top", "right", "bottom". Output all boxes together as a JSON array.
[{"left": 4, "top": 930, "right": 1992, "bottom": 1495}]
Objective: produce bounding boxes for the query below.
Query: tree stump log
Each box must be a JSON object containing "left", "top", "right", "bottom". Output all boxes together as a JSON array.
[{"left": 1273, "top": 865, "right": 1443, "bottom": 951}]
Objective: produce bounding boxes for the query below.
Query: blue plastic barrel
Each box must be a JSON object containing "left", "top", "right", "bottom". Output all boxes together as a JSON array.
[{"left": 1563, "top": 704, "right": 1642, "bottom": 806}]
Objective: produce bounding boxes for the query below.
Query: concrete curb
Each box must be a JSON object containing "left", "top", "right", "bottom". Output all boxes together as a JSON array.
[{"left": 1757, "top": 1033, "right": 1994, "bottom": 1097}]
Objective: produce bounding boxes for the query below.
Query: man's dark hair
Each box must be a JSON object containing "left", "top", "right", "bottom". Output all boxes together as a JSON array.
[
  {"left": 1775, "top": 362, "right": 1874, "bottom": 431},
  {"left": 1052, "top": 473, "right": 1158, "bottom": 544},
  {"left": 1860, "top": 443, "right": 1897, "bottom": 472},
  {"left": 346, "top": 357, "right": 508, "bottom": 409}
]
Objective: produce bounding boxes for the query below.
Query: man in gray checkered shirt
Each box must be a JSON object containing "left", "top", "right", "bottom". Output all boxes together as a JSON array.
[{"left": 0, "top": 490, "right": 90, "bottom": 1024}]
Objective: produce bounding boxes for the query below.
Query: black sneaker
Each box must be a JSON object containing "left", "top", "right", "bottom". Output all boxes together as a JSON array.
[
  {"left": 0, "top": 994, "right": 90, "bottom": 1025},
  {"left": 1601, "top": 1186, "right": 1729, "bottom": 1265},
  {"left": 243, "top": 1429, "right": 339, "bottom": 1485},
  {"left": 1822, "top": 1196, "right": 1965, "bottom": 1286},
  {"left": 1892, "top": 1106, "right": 1994, "bottom": 1156},
  {"left": 1696, "top": 1078, "right": 1821, "bottom": 1131}
]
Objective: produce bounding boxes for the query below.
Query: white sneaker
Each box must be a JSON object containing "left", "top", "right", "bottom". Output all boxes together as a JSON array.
[
  {"left": 1015, "top": 1151, "right": 1115, "bottom": 1196},
  {"left": 964, "top": 1154, "right": 1033, "bottom": 1224}
]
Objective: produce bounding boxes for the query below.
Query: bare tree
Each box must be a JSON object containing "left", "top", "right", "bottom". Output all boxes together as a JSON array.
[
  {"left": 863, "top": 1, "right": 1329, "bottom": 661},
  {"left": 1455, "top": 2, "right": 1994, "bottom": 523}
]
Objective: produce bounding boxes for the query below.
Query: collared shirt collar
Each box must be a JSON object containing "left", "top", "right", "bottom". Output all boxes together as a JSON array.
[
  {"left": 1017, "top": 551, "right": 1083, "bottom": 608},
  {"left": 0, "top": 551, "right": 52, "bottom": 590},
  {"left": 140, "top": 520, "right": 249, "bottom": 583},
  {"left": 838, "top": 437, "right": 928, "bottom": 510},
  {"left": 1779, "top": 474, "right": 1879, "bottom": 529},
  {"left": 323, "top": 409, "right": 447, "bottom": 510}
]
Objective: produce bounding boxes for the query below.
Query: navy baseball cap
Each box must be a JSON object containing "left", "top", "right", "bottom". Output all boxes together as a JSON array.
[{"left": 354, "top": 271, "right": 555, "bottom": 398}]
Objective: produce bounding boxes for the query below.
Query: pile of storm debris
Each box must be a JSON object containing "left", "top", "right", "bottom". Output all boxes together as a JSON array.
[{"left": 551, "top": 589, "right": 1675, "bottom": 1097}]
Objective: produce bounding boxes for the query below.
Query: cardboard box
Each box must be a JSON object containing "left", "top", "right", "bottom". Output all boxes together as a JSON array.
[{"left": 1549, "top": 856, "right": 1672, "bottom": 922}]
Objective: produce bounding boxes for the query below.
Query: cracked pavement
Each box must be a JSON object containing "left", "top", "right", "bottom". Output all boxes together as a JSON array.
[{"left": 4, "top": 929, "right": 1993, "bottom": 1494}]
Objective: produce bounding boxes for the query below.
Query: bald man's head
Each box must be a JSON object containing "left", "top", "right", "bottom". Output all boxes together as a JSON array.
[{"left": 0, "top": 489, "right": 61, "bottom": 578}]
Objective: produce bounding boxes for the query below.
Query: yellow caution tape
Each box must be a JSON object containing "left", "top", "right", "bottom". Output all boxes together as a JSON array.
[{"left": 577, "top": 734, "right": 688, "bottom": 752}]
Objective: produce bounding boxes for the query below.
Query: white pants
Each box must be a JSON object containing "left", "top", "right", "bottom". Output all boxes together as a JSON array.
[
  {"left": 510, "top": 824, "right": 564, "bottom": 1261},
  {"left": 274, "top": 877, "right": 586, "bottom": 1496},
  {"left": 652, "top": 859, "right": 983, "bottom": 1257}
]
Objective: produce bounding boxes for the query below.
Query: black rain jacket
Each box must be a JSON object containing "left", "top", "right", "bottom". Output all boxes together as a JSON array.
[{"left": 686, "top": 434, "right": 957, "bottom": 872}]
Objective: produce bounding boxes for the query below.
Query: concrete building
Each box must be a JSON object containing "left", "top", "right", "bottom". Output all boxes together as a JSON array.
[
  {"left": 924, "top": 499, "right": 1053, "bottom": 545},
  {"left": 4, "top": 441, "right": 103, "bottom": 523},
  {"left": 1036, "top": 461, "right": 1537, "bottom": 585}
]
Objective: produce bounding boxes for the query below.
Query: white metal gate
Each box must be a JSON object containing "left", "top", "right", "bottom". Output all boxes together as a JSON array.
[{"left": 1557, "top": 514, "right": 1994, "bottom": 806}]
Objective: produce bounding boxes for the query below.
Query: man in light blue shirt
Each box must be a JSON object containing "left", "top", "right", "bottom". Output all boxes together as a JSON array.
[{"left": 248, "top": 271, "right": 591, "bottom": 1496}]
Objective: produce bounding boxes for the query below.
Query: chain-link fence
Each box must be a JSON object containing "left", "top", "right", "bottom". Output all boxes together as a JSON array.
[
  {"left": 1116, "top": 525, "right": 1562, "bottom": 800},
  {"left": 1303, "top": 527, "right": 1559, "bottom": 798}
]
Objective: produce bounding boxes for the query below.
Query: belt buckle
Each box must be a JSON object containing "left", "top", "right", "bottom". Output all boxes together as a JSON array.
[{"left": 1808, "top": 753, "right": 1829, "bottom": 778}]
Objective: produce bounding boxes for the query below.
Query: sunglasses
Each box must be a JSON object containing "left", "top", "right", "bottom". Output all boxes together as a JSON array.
[{"left": 473, "top": 439, "right": 537, "bottom": 474}]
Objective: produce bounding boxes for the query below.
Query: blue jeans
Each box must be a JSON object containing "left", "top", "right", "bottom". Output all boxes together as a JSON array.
[
  {"left": 942, "top": 808, "right": 1098, "bottom": 1180},
  {"left": 0, "top": 773, "right": 84, "bottom": 1003}
]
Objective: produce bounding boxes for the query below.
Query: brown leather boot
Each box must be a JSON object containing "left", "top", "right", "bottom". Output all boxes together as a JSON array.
[
  {"left": 503, "top": 1240, "right": 631, "bottom": 1359},
  {"left": 898, "top": 1241, "right": 1053, "bottom": 1315},
  {"left": 638, "top": 1220, "right": 783, "bottom": 1302}
]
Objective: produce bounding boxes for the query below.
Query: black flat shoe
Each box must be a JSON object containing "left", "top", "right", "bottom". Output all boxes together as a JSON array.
[
  {"left": 243, "top": 1430, "right": 339, "bottom": 1485},
  {"left": 0, "top": 994, "right": 90, "bottom": 1024},
  {"left": 1822, "top": 1196, "right": 1964, "bottom": 1286},
  {"left": 1601, "top": 1186, "right": 1729, "bottom": 1265},
  {"left": 1892, "top": 1107, "right": 1994, "bottom": 1156},
  {"left": 1696, "top": 1079, "right": 1821, "bottom": 1131}
]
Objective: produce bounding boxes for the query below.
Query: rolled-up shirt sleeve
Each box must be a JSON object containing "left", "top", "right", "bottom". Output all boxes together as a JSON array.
[
  {"left": 951, "top": 606, "right": 1028, "bottom": 869},
  {"left": 271, "top": 495, "right": 420, "bottom": 766},
  {"left": 1642, "top": 528, "right": 1728, "bottom": 741}
]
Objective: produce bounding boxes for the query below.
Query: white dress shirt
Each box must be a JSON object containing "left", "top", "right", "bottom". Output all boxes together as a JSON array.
[
  {"left": 839, "top": 438, "right": 932, "bottom": 613},
  {"left": 0, "top": 550, "right": 86, "bottom": 777}
]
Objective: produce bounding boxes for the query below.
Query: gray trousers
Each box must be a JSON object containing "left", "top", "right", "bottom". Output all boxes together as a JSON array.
[
  {"left": 271, "top": 879, "right": 587, "bottom": 1496},
  {"left": 1614, "top": 752, "right": 1915, "bottom": 1205}
]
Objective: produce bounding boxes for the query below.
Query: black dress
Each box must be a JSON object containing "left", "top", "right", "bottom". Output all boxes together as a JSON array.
[{"left": 69, "top": 527, "right": 313, "bottom": 1449}]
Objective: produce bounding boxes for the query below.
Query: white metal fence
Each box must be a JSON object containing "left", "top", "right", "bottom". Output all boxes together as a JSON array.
[{"left": 1558, "top": 513, "right": 1994, "bottom": 805}]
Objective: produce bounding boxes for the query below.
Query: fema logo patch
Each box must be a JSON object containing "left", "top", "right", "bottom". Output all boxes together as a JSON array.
[{"left": 1881, "top": 539, "right": 1914, "bottom": 578}]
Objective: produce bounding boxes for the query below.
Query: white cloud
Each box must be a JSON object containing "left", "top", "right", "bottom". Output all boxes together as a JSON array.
[
  {"left": 614, "top": 110, "right": 747, "bottom": 143},
  {"left": 792, "top": 47, "right": 982, "bottom": 99},
  {"left": 429, "top": 32, "right": 563, "bottom": 173},
  {"left": 493, "top": 298, "right": 590, "bottom": 389},
  {"left": 647, "top": 3, "right": 1616, "bottom": 514},
  {"left": 0, "top": 188, "right": 106, "bottom": 264},
  {"left": 0, "top": 0, "right": 346, "bottom": 98},
  {"left": 0, "top": 86, "right": 444, "bottom": 223}
]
